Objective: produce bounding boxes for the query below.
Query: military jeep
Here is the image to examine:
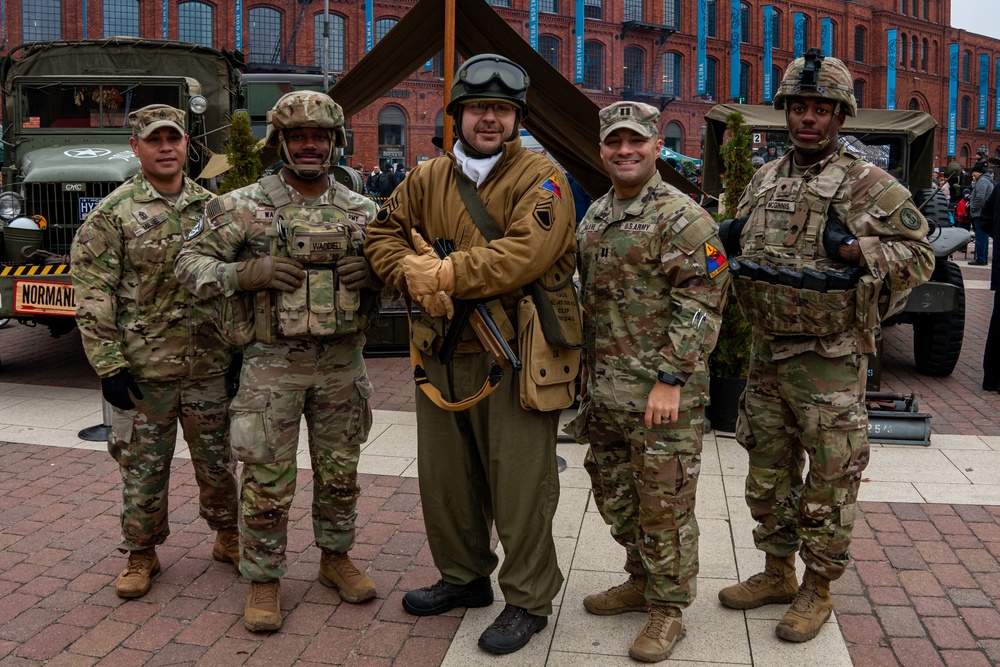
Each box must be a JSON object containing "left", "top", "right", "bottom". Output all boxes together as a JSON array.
[{"left": 703, "top": 104, "right": 969, "bottom": 378}]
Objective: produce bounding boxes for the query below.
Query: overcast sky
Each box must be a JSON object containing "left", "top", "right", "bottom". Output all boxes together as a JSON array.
[{"left": 951, "top": 1, "right": 1000, "bottom": 41}]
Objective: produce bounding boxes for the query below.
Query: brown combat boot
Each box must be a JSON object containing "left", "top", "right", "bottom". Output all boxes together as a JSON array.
[
  {"left": 244, "top": 580, "right": 282, "bottom": 632},
  {"left": 318, "top": 551, "right": 376, "bottom": 603},
  {"left": 212, "top": 528, "right": 240, "bottom": 572},
  {"left": 115, "top": 548, "right": 160, "bottom": 599},
  {"left": 583, "top": 574, "right": 648, "bottom": 615},
  {"left": 718, "top": 553, "right": 798, "bottom": 609},
  {"left": 628, "top": 603, "right": 686, "bottom": 663},
  {"left": 775, "top": 569, "right": 834, "bottom": 642}
]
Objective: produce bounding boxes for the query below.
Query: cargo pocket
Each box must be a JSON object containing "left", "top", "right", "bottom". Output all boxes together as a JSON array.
[
  {"left": 735, "top": 390, "right": 756, "bottom": 452},
  {"left": 277, "top": 283, "right": 309, "bottom": 337},
  {"left": 229, "top": 390, "right": 274, "bottom": 463},
  {"left": 108, "top": 409, "right": 136, "bottom": 462},
  {"left": 348, "top": 376, "right": 374, "bottom": 444},
  {"left": 308, "top": 269, "right": 338, "bottom": 336}
]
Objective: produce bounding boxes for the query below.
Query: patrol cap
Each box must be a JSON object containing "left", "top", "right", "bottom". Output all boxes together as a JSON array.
[
  {"left": 599, "top": 101, "right": 659, "bottom": 142},
  {"left": 128, "top": 104, "right": 185, "bottom": 139}
]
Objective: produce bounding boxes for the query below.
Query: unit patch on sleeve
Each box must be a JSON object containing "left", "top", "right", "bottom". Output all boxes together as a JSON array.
[
  {"left": 539, "top": 175, "right": 562, "bottom": 199},
  {"left": 533, "top": 199, "right": 554, "bottom": 230},
  {"left": 705, "top": 241, "right": 729, "bottom": 278},
  {"left": 185, "top": 217, "right": 204, "bottom": 241}
]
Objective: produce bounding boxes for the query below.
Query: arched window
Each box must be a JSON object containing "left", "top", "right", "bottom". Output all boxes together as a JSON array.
[
  {"left": 739, "top": 61, "right": 750, "bottom": 102},
  {"left": 103, "top": 0, "right": 139, "bottom": 37},
  {"left": 900, "top": 33, "right": 907, "bottom": 68},
  {"left": 662, "top": 52, "right": 681, "bottom": 98},
  {"left": 663, "top": 0, "right": 680, "bottom": 31},
  {"left": 907, "top": 97, "right": 920, "bottom": 111},
  {"left": 179, "top": 2, "right": 213, "bottom": 48},
  {"left": 539, "top": 35, "right": 560, "bottom": 70},
  {"left": 249, "top": 7, "right": 283, "bottom": 65},
  {"left": 740, "top": 3, "right": 750, "bottom": 44},
  {"left": 707, "top": 0, "right": 717, "bottom": 38},
  {"left": 375, "top": 18, "right": 396, "bottom": 43},
  {"left": 663, "top": 121, "right": 683, "bottom": 153},
  {"left": 624, "top": 46, "right": 645, "bottom": 94},
  {"left": 771, "top": 65, "right": 783, "bottom": 100},
  {"left": 854, "top": 26, "right": 866, "bottom": 63},
  {"left": 770, "top": 10, "right": 781, "bottom": 50},
  {"left": 961, "top": 96, "right": 970, "bottom": 129},
  {"left": 314, "top": 13, "right": 345, "bottom": 72},
  {"left": 706, "top": 57, "right": 718, "bottom": 100},
  {"left": 584, "top": 41, "right": 604, "bottom": 90},
  {"left": 540, "top": 0, "right": 559, "bottom": 14},
  {"left": 910, "top": 35, "right": 917, "bottom": 69},
  {"left": 960, "top": 146, "right": 969, "bottom": 161},
  {"left": 962, "top": 50, "right": 971, "bottom": 82},
  {"left": 624, "top": 0, "right": 644, "bottom": 23},
  {"left": 23, "top": 0, "right": 62, "bottom": 41},
  {"left": 921, "top": 38, "right": 928, "bottom": 71},
  {"left": 378, "top": 105, "right": 406, "bottom": 168},
  {"left": 584, "top": 0, "right": 602, "bottom": 20},
  {"left": 853, "top": 79, "right": 865, "bottom": 109}
]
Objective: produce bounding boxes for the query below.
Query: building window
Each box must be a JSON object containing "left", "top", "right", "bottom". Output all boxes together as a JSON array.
[
  {"left": 584, "top": 41, "right": 604, "bottom": 90},
  {"left": 624, "top": 47, "right": 644, "bottom": 93},
  {"left": 854, "top": 79, "right": 865, "bottom": 109},
  {"left": 584, "top": 0, "right": 602, "bottom": 20},
  {"left": 624, "top": 0, "right": 643, "bottom": 23},
  {"left": 923, "top": 0, "right": 929, "bottom": 21},
  {"left": 178, "top": 2, "right": 213, "bottom": 48},
  {"left": 771, "top": 11, "right": 781, "bottom": 50},
  {"left": 739, "top": 62, "right": 750, "bottom": 102},
  {"left": 23, "top": 0, "right": 62, "bottom": 41},
  {"left": 378, "top": 105, "right": 406, "bottom": 169},
  {"left": 911, "top": 0, "right": 919, "bottom": 18},
  {"left": 962, "top": 50, "right": 971, "bottom": 82},
  {"left": 662, "top": 52, "right": 681, "bottom": 98},
  {"left": 663, "top": 0, "right": 680, "bottom": 31},
  {"left": 540, "top": 0, "right": 559, "bottom": 14},
  {"left": 706, "top": 57, "right": 717, "bottom": 100},
  {"left": 740, "top": 3, "right": 750, "bottom": 44},
  {"left": 961, "top": 96, "right": 970, "bottom": 128},
  {"left": 921, "top": 38, "right": 928, "bottom": 71},
  {"left": 707, "top": 0, "right": 716, "bottom": 38},
  {"left": 826, "top": 22, "right": 836, "bottom": 58},
  {"left": 799, "top": 15, "right": 810, "bottom": 52},
  {"left": 489, "top": 0, "right": 511, "bottom": 7},
  {"left": 910, "top": 35, "right": 917, "bottom": 69},
  {"left": 899, "top": 0, "right": 906, "bottom": 14},
  {"left": 772, "top": 65, "right": 782, "bottom": 99},
  {"left": 314, "top": 13, "right": 345, "bottom": 72},
  {"left": 103, "top": 0, "right": 139, "bottom": 38},
  {"left": 664, "top": 121, "right": 683, "bottom": 152},
  {"left": 249, "top": 7, "right": 283, "bottom": 65},
  {"left": 854, "top": 26, "right": 865, "bottom": 63},
  {"left": 908, "top": 97, "right": 920, "bottom": 111},
  {"left": 375, "top": 18, "right": 396, "bottom": 43},
  {"left": 900, "top": 33, "right": 907, "bottom": 68},
  {"left": 539, "top": 35, "right": 560, "bottom": 70}
]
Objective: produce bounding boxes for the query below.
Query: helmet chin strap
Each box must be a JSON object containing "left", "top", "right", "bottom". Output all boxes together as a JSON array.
[{"left": 278, "top": 129, "right": 333, "bottom": 180}]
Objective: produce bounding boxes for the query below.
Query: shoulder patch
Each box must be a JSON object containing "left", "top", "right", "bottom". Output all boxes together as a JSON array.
[
  {"left": 539, "top": 175, "right": 562, "bottom": 199},
  {"left": 898, "top": 205, "right": 923, "bottom": 231},
  {"left": 185, "top": 217, "right": 204, "bottom": 241},
  {"left": 374, "top": 191, "right": 399, "bottom": 225},
  {"left": 533, "top": 199, "right": 554, "bottom": 230},
  {"left": 705, "top": 241, "right": 729, "bottom": 279},
  {"left": 205, "top": 197, "right": 225, "bottom": 222},
  {"left": 673, "top": 208, "right": 714, "bottom": 254}
]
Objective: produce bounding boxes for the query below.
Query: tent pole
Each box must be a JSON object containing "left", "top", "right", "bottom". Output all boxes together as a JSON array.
[{"left": 443, "top": 0, "right": 455, "bottom": 152}]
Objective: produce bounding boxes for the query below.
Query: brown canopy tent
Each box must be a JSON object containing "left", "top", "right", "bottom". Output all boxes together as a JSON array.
[{"left": 327, "top": 0, "right": 699, "bottom": 199}]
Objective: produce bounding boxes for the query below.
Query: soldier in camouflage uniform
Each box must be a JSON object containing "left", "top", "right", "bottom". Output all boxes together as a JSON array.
[
  {"left": 174, "top": 91, "right": 380, "bottom": 633},
  {"left": 571, "top": 101, "right": 730, "bottom": 663},
  {"left": 716, "top": 50, "right": 934, "bottom": 642},
  {"left": 71, "top": 104, "right": 240, "bottom": 600}
]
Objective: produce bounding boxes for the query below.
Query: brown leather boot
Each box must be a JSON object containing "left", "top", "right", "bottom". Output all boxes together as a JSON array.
[
  {"left": 718, "top": 553, "right": 798, "bottom": 609},
  {"left": 244, "top": 580, "right": 282, "bottom": 632},
  {"left": 775, "top": 569, "right": 834, "bottom": 642},
  {"left": 583, "top": 574, "right": 648, "bottom": 615},
  {"left": 115, "top": 548, "right": 160, "bottom": 599},
  {"left": 628, "top": 603, "right": 686, "bottom": 663},
  {"left": 318, "top": 551, "right": 376, "bottom": 603},
  {"left": 212, "top": 528, "right": 240, "bottom": 572}
]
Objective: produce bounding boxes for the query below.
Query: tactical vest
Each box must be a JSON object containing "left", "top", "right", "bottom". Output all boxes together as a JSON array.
[
  {"left": 256, "top": 175, "right": 374, "bottom": 341},
  {"left": 733, "top": 152, "right": 879, "bottom": 336}
]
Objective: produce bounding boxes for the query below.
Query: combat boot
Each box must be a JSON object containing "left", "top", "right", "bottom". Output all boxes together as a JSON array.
[
  {"left": 212, "top": 528, "right": 240, "bottom": 572},
  {"left": 115, "top": 548, "right": 160, "bottom": 599},
  {"left": 244, "top": 580, "right": 282, "bottom": 632},
  {"left": 583, "top": 574, "right": 648, "bottom": 615},
  {"left": 718, "top": 553, "right": 798, "bottom": 609},
  {"left": 628, "top": 603, "right": 686, "bottom": 663},
  {"left": 319, "top": 551, "right": 376, "bottom": 603},
  {"left": 775, "top": 569, "right": 834, "bottom": 642}
]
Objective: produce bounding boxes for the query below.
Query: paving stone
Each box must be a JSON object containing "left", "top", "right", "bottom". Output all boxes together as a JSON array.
[
  {"left": 946, "top": 589, "right": 994, "bottom": 608},
  {"left": 890, "top": 637, "right": 946, "bottom": 667},
  {"left": 939, "top": 649, "right": 993, "bottom": 667},
  {"left": 878, "top": 606, "right": 926, "bottom": 638},
  {"left": 924, "top": 617, "right": 979, "bottom": 649},
  {"left": 839, "top": 614, "right": 885, "bottom": 645},
  {"left": 958, "top": 607, "right": 1000, "bottom": 639},
  {"left": 849, "top": 646, "right": 901, "bottom": 667}
]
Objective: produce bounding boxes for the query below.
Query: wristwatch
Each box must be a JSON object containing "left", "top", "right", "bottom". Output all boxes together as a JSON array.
[{"left": 657, "top": 371, "right": 685, "bottom": 387}]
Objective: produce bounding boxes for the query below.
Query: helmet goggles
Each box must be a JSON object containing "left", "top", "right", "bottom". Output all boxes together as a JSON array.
[{"left": 458, "top": 56, "right": 530, "bottom": 96}]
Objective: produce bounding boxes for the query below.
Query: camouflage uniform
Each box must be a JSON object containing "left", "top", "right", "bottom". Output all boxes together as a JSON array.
[
  {"left": 174, "top": 174, "right": 377, "bottom": 583},
  {"left": 71, "top": 170, "right": 239, "bottom": 552},
  {"left": 576, "top": 169, "right": 730, "bottom": 606}
]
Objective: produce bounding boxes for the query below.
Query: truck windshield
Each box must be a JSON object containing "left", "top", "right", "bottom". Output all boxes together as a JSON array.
[{"left": 19, "top": 82, "right": 182, "bottom": 130}]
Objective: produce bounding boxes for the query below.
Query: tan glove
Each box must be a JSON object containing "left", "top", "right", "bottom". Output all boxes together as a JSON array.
[
  {"left": 336, "top": 255, "right": 377, "bottom": 290},
  {"left": 234, "top": 256, "right": 305, "bottom": 293},
  {"left": 416, "top": 291, "right": 455, "bottom": 319},
  {"left": 403, "top": 228, "right": 456, "bottom": 297}
]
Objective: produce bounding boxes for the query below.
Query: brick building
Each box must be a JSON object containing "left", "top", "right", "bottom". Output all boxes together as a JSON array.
[{"left": 8, "top": 0, "right": 1000, "bottom": 172}]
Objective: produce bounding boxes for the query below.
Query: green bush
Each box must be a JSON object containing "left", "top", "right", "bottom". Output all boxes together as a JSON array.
[{"left": 218, "top": 111, "right": 262, "bottom": 196}]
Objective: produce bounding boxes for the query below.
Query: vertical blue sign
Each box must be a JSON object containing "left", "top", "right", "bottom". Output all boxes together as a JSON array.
[
  {"left": 886, "top": 29, "right": 897, "bottom": 110},
  {"left": 995, "top": 58, "right": 1000, "bottom": 131},
  {"left": 978, "top": 54, "right": 988, "bottom": 129},
  {"left": 763, "top": 5, "right": 773, "bottom": 103},
  {"left": 162, "top": 0, "right": 168, "bottom": 39},
  {"left": 730, "top": 0, "right": 741, "bottom": 100},
  {"left": 948, "top": 43, "right": 958, "bottom": 156},
  {"left": 821, "top": 18, "right": 831, "bottom": 56},
  {"left": 235, "top": 0, "right": 243, "bottom": 52},
  {"left": 697, "top": 0, "right": 707, "bottom": 95},
  {"left": 574, "top": 0, "right": 584, "bottom": 83},
  {"left": 529, "top": 0, "right": 538, "bottom": 50},
  {"left": 793, "top": 13, "right": 804, "bottom": 58},
  {"left": 365, "top": 0, "right": 374, "bottom": 53}
]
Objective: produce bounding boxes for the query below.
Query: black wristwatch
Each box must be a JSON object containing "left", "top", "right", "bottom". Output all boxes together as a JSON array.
[{"left": 657, "top": 371, "right": 685, "bottom": 387}]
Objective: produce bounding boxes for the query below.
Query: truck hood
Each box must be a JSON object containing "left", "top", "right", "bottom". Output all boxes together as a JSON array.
[{"left": 21, "top": 144, "right": 141, "bottom": 183}]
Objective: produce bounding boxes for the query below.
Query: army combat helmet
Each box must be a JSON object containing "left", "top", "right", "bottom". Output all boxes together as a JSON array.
[
  {"left": 446, "top": 54, "right": 530, "bottom": 117},
  {"left": 265, "top": 90, "right": 347, "bottom": 179},
  {"left": 774, "top": 48, "right": 857, "bottom": 151}
]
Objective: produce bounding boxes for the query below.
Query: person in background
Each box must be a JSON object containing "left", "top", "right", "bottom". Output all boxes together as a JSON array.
[{"left": 970, "top": 166, "right": 995, "bottom": 266}]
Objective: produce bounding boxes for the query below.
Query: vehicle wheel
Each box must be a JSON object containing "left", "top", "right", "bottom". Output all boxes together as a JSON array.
[
  {"left": 914, "top": 188, "right": 951, "bottom": 229},
  {"left": 912, "top": 259, "right": 964, "bottom": 376}
]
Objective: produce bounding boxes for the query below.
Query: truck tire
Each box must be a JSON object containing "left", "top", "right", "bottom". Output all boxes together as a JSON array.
[
  {"left": 911, "top": 259, "right": 964, "bottom": 376},
  {"left": 914, "top": 187, "right": 951, "bottom": 229}
]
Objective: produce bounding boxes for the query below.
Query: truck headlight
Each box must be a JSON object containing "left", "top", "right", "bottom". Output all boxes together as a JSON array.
[
  {"left": 0, "top": 193, "right": 23, "bottom": 221},
  {"left": 189, "top": 96, "right": 208, "bottom": 115}
]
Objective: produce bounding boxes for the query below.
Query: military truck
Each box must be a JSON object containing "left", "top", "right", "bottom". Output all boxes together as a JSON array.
[
  {"left": 702, "top": 105, "right": 969, "bottom": 378},
  {"left": 0, "top": 37, "right": 243, "bottom": 341}
]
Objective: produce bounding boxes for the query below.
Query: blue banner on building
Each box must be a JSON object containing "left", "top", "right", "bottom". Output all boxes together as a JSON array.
[
  {"left": 697, "top": 0, "right": 707, "bottom": 95},
  {"left": 887, "top": 29, "right": 897, "bottom": 110},
  {"left": 235, "top": 0, "right": 243, "bottom": 51},
  {"left": 365, "top": 0, "right": 374, "bottom": 53},
  {"left": 731, "top": 0, "right": 741, "bottom": 100},
  {"left": 996, "top": 58, "right": 1000, "bottom": 131},
  {"left": 575, "top": 0, "right": 584, "bottom": 83},
  {"left": 948, "top": 43, "right": 958, "bottom": 157},
  {"left": 529, "top": 0, "right": 539, "bottom": 50},
  {"left": 979, "top": 54, "right": 989, "bottom": 129},
  {"left": 763, "top": 5, "right": 774, "bottom": 103},
  {"left": 821, "top": 18, "right": 831, "bottom": 56},
  {"left": 793, "top": 13, "right": 804, "bottom": 58},
  {"left": 162, "top": 0, "right": 168, "bottom": 39}
]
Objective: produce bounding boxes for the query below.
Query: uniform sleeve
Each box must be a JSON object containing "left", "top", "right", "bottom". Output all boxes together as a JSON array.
[
  {"left": 363, "top": 180, "right": 421, "bottom": 295},
  {"left": 70, "top": 207, "right": 128, "bottom": 378},
  {"left": 174, "top": 195, "right": 248, "bottom": 299}
]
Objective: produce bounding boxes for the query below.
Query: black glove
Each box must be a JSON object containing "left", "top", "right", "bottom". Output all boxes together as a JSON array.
[
  {"left": 718, "top": 217, "right": 748, "bottom": 257},
  {"left": 225, "top": 352, "right": 244, "bottom": 399},
  {"left": 822, "top": 207, "right": 856, "bottom": 260},
  {"left": 101, "top": 370, "right": 144, "bottom": 411}
]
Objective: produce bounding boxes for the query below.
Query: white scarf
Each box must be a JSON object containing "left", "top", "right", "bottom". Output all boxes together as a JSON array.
[{"left": 454, "top": 141, "right": 502, "bottom": 188}]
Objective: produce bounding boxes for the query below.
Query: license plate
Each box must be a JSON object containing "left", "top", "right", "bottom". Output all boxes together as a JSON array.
[{"left": 79, "top": 197, "right": 102, "bottom": 220}]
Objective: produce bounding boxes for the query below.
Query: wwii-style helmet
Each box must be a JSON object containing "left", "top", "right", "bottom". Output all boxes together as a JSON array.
[
  {"left": 265, "top": 91, "right": 346, "bottom": 179},
  {"left": 773, "top": 48, "right": 857, "bottom": 118},
  {"left": 446, "top": 54, "right": 530, "bottom": 117}
]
